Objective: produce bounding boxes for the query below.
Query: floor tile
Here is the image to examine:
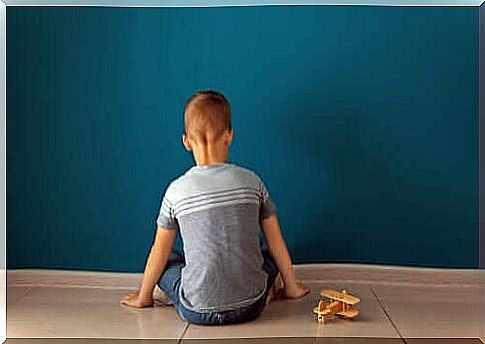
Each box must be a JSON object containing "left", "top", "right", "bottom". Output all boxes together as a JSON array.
[
  {"left": 295, "top": 265, "right": 478, "bottom": 288},
  {"left": 405, "top": 339, "right": 483, "bottom": 344},
  {"left": 181, "top": 282, "right": 400, "bottom": 340},
  {"left": 315, "top": 339, "right": 404, "bottom": 344},
  {"left": 7, "top": 287, "right": 32, "bottom": 305},
  {"left": 480, "top": 270, "right": 485, "bottom": 343},
  {"left": 4, "top": 339, "right": 405, "bottom": 344},
  {"left": 7, "top": 269, "right": 482, "bottom": 343},
  {"left": 7, "top": 269, "right": 141, "bottom": 290},
  {"left": 373, "top": 284, "right": 480, "bottom": 338},
  {"left": 7, "top": 286, "right": 187, "bottom": 340},
  {"left": 181, "top": 338, "right": 319, "bottom": 344},
  {"left": 181, "top": 338, "right": 404, "bottom": 344},
  {"left": 5, "top": 340, "right": 177, "bottom": 344}
]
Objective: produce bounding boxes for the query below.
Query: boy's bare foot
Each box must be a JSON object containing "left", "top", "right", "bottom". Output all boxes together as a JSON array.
[
  {"left": 284, "top": 282, "right": 310, "bottom": 299},
  {"left": 152, "top": 284, "right": 173, "bottom": 306},
  {"left": 266, "top": 272, "right": 285, "bottom": 304}
]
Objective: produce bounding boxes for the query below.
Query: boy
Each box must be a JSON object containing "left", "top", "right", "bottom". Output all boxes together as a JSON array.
[{"left": 120, "top": 90, "right": 310, "bottom": 325}]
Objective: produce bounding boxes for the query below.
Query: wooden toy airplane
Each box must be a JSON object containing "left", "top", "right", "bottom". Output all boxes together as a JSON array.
[{"left": 313, "top": 289, "right": 360, "bottom": 324}]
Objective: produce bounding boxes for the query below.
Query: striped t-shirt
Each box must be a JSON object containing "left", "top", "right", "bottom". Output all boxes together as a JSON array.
[{"left": 157, "top": 162, "right": 276, "bottom": 313}]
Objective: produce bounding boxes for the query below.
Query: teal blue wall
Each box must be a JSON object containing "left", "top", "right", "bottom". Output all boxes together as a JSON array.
[{"left": 7, "top": 6, "right": 479, "bottom": 271}]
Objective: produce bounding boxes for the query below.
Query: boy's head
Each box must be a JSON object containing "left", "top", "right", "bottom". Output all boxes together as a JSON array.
[{"left": 182, "top": 90, "right": 233, "bottom": 152}]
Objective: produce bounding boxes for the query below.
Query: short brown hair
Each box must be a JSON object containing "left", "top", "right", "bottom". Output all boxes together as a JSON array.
[{"left": 184, "top": 90, "right": 232, "bottom": 146}]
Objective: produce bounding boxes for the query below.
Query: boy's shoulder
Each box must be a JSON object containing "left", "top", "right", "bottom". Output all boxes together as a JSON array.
[
  {"left": 161, "top": 163, "right": 266, "bottom": 204},
  {"left": 226, "top": 163, "right": 262, "bottom": 182},
  {"left": 169, "top": 163, "right": 262, "bottom": 189}
]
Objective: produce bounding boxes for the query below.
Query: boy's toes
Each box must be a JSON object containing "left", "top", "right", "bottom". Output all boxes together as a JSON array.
[{"left": 152, "top": 284, "right": 173, "bottom": 306}]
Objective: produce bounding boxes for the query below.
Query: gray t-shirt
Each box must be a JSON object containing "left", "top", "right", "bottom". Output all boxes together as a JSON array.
[{"left": 157, "top": 162, "right": 276, "bottom": 313}]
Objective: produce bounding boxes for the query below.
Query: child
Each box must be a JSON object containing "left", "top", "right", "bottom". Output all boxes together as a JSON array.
[{"left": 120, "top": 90, "right": 310, "bottom": 325}]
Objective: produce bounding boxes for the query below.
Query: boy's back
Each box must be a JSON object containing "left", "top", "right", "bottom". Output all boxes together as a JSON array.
[{"left": 157, "top": 162, "right": 276, "bottom": 313}]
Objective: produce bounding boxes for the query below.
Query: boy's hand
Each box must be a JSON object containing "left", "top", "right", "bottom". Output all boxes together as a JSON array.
[
  {"left": 284, "top": 282, "right": 310, "bottom": 299},
  {"left": 120, "top": 291, "right": 153, "bottom": 308}
]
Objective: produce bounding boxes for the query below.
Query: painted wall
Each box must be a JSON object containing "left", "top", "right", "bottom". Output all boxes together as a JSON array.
[{"left": 7, "top": 6, "right": 479, "bottom": 272}]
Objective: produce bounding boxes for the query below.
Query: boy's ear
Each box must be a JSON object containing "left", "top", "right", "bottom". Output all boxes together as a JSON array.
[
  {"left": 226, "top": 129, "right": 234, "bottom": 146},
  {"left": 182, "top": 133, "right": 192, "bottom": 151}
]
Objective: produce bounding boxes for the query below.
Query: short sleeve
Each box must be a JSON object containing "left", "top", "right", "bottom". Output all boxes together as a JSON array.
[
  {"left": 258, "top": 179, "right": 276, "bottom": 221},
  {"left": 157, "top": 184, "right": 179, "bottom": 231}
]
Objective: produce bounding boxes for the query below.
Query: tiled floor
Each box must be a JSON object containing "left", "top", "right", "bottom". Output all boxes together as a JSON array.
[
  {"left": 6, "top": 267, "right": 484, "bottom": 344},
  {"left": 182, "top": 283, "right": 398, "bottom": 340}
]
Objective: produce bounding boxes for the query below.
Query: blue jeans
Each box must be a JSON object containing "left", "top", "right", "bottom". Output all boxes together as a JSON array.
[{"left": 157, "top": 240, "right": 279, "bottom": 325}]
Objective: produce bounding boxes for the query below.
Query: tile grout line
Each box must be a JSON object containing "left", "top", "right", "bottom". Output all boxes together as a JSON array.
[
  {"left": 369, "top": 285, "right": 408, "bottom": 344},
  {"left": 177, "top": 322, "right": 190, "bottom": 344},
  {"left": 8, "top": 287, "right": 33, "bottom": 305}
]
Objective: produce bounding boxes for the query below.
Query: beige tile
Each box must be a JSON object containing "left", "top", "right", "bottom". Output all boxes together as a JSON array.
[
  {"left": 295, "top": 265, "right": 479, "bottom": 288},
  {"left": 373, "top": 284, "right": 480, "bottom": 338},
  {"left": 5, "top": 340, "right": 177, "bottom": 344},
  {"left": 315, "top": 339, "right": 404, "bottom": 344},
  {"left": 3, "top": 339, "right": 406, "bottom": 344},
  {"left": 7, "top": 269, "right": 140, "bottom": 290},
  {"left": 5, "top": 340, "right": 179, "bottom": 344},
  {"left": 7, "top": 287, "right": 32, "bottom": 305},
  {"left": 179, "top": 338, "right": 403, "bottom": 344},
  {"left": 8, "top": 269, "right": 481, "bottom": 342},
  {"left": 7, "top": 286, "right": 187, "bottom": 340},
  {"left": 181, "top": 338, "right": 319, "bottom": 344},
  {"left": 405, "top": 339, "right": 483, "bottom": 344},
  {"left": 182, "top": 283, "right": 399, "bottom": 339},
  {"left": 480, "top": 270, "right": 485, "bottom": 343}
]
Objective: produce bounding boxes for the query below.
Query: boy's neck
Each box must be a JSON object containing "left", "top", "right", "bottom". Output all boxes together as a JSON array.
[
  {"left": 185, "top": 129, "right": 233, "bottom": 167},
  {"left": 195, "top": 160, "right": 228, "bottom": 167},
  {"left": 193, "top": 150, "right": 229, "bottom": 167},
  {"left": 188, "top": 132, "right": 232, "bottom": 167}
]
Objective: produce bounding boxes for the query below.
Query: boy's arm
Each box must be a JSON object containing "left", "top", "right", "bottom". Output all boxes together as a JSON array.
[
  {"left": 260, "top": 214, "right": 297, "bottom": 287},
  {"left": 260, "top": 214, "right": 310, "bottom": 298},
  {"left": 137, "top": 225, "right": 177, "bottom": 302}
]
